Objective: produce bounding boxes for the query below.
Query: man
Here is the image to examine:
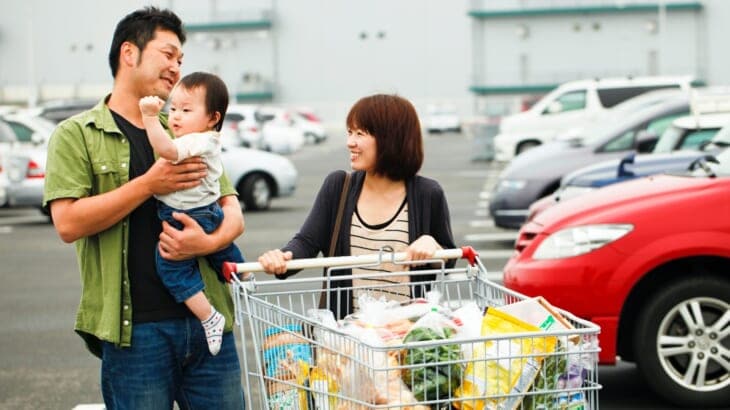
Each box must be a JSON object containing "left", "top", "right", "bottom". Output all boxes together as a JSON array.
[{"left": 43, "top": 7, "right": 245, "bottom": 409}]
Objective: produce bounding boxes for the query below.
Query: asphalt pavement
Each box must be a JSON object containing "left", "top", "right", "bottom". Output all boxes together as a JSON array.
[{"left": 0, "top": 130, "right": 695, "bottom": 409}]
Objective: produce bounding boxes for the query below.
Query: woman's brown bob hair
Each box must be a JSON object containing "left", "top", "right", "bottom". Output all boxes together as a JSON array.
[{"left": 346, "top": 94, "right": 424, "bottom": 181}]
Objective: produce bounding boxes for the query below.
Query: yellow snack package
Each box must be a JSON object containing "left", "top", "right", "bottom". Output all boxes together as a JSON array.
[
  {"left": 309, "top": 366, "right": 339, "bottom": 410},
  {"left": 454, "top": 307, "right": 557, "bottom": 410}
]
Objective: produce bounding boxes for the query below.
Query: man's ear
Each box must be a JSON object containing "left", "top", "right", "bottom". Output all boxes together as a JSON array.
[{"left": 120, "top": 41, "right": 138, "bottom": 68}]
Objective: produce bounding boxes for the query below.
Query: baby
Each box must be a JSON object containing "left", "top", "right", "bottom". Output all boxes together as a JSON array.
[{"left": 139, "top": 71, "right": 244, "bottom": 355}]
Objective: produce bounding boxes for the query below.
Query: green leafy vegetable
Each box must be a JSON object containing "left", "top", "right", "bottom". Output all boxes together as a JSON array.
[{"left": 402, "top": 326, "right": 462, "bottom": 402}]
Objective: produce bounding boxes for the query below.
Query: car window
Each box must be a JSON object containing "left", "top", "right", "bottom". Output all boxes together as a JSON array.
[
  {"left": 0, "top": 120, "right": 15, "bottom": 143},
  {"left": 227, "top": 113, "right": 244, "bottom": 122},
  {"left": 678, "top": 128, "right": 720, "bottom": 150},
  {"left": 601, "top": 129, "right": 636, "bottom": 152},
  {"left": 597, "top": 85, "right": 679, "bottom": 108},
  {"left": 646, "top": 112, "right": 687, "bottom": 136},
  {"left": 653, "top": 125, "right": 684, "bottom": 153},
  {"left": 6, "top": 121, "right": 33, "bottom": 143},
  {"left": 542, "top": 90, "right": 586, "bottom": 115}
]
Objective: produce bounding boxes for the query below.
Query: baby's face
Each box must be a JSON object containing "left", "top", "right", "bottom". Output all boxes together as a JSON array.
[{"left": 167, "top": 85, "right": 215, "bottom": 137}]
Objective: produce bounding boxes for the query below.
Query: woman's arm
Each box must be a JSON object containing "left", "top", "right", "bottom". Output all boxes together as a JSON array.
[{"left": 259, "top": 171, "right": 346, "bottom": 276}]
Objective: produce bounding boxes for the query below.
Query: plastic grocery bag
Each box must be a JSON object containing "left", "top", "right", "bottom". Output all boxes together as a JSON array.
[{"left": 454, "top": 307, "right": 557, "bottom": 410}]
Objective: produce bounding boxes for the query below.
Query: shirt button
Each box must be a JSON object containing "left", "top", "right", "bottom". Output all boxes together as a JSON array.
[
  {"left": 123, "top": 320, "right": 130, "bottom": 326},
  {"left": 121, "top": 163, "right": 127, "bottom": 168},
  {"left": 121, "top": 139, "right": 126, "bottom": 144},
  {"left": 123, "top": 280, "right": 128, "bottom": 286},
  {"left": 101, "top": 165, "right": 107, "bottom": 171},
  {"left": 123, "top": 305, "right": 129, "bottom": 310}
]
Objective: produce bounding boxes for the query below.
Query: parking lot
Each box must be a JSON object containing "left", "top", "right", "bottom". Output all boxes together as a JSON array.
[{"left": 0, "top": 129, "right": 692, "bottom": 409}]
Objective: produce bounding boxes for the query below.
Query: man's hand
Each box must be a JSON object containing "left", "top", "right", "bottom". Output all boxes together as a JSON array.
[
  {"left": 139, "top": 95, "right": 166, "bottom": 117},
  {"left": 144, "top": 157, "right": 207, "bottom": 196},
  {"left": 158, "top": 212, "right": 212, "bottom": 261}
]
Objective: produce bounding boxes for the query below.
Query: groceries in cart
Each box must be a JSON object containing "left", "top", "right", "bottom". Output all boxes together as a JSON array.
[
  {"left": 257, "top": 292, "right": 593, "bottom": 409},
  {"left": 227, "top": 249, "right": 600, "bottom": 409}
]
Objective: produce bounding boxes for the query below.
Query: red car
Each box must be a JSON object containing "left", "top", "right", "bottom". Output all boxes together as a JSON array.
[{"left": 503, "top": 152, "right": 730, "bottom": 408}]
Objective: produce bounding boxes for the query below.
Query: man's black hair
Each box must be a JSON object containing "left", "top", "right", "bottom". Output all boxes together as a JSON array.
[{"left": 108, "top": 6, "right": 186, "bottom": 77}]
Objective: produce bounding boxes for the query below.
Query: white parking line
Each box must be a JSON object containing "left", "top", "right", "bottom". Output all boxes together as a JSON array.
[
  {"left": 469, "top": 219, "right": 494, "bottom": 228},
  {"left": 73, "top": 405, "right": 105, "bottom": 410},
  {"left": 479, "top": 191, "right": 491, "bottom": 200},
  {"left": 0, "top": 226, "right": 13, "bottom": 234},
  {"left": 475, "top": 209, "right": 488, "bottom": 217}
]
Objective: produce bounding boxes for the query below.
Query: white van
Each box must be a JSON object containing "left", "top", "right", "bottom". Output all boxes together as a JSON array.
[{"left": 493, "top": 75, "right": 696, "bottom": 162}]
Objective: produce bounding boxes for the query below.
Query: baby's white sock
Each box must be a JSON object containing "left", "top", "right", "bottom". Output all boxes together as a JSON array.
[{"left": 201, "top": 307, "right": 225, "bottom": 356}]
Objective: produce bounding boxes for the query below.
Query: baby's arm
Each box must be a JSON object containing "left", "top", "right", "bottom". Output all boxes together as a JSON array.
[{"left": 140, "top": 96, "right": 179, "bottom": 161}]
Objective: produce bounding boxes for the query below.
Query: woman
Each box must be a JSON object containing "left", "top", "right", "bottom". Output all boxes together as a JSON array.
[{"left": 257, "top": 94, "right": 456, "bottom": 318}]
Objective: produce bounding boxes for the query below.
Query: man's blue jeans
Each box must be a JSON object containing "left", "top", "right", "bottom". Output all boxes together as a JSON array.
[
  {"left": 101, "top": 318, "right": 245, "bottom": 409},
  {"left": 156, "top": 201, "right": 245, "bottom": 302}
]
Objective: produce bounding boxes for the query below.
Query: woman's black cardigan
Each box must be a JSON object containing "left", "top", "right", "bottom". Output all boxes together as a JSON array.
[{"left": 278, "top": 170, "right": 457, "bottom": 318}]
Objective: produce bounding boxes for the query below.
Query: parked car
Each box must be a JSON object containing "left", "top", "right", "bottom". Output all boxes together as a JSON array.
[
  {"left": 503, "top": 148, "right": 730, "bottom": 408},
  {"left": 0, "top": 167, "right": 7, "bottom": 207},
  {"left": 1, "top": 113, "right": 56, "bottom": 215},
  {"left": 527, "top": 116, "right": 730, "bottom": 220},
  {"left": 424, "top": 104, "right": 461, "bottom": 133},
  {"left": 257, "top": 107, "right": 305, "bottom": 155},
  {"left": 7, "top": 142, "right": 297, "bottom": 215},
  {"left": 29, "top": 99, "right": 97, "bottom": 124},
  {"left": 4, "top": 145, "right": 47, "bottom": 214},
  {"left": 489, "top": 91, "right": 690, "bottom": 229},
  {"left": 493, "top": 75, "right": 695, "bottom": 161},
  {"left": 291, "top": 109, "right": 327, "bottom": 144},
  {"left": 223, "top": 104, "right": 263, "bottom": 149},
  {"left": 221, "top": 145, "right": 298, "bottom": 210},
  {"left": 2, "top": 112, "right": 57, "bottom": 146}
]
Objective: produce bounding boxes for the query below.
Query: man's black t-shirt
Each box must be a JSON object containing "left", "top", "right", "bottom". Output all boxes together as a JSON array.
[{"left": 111, "top": 111, "right": 191, "bottom": 323}]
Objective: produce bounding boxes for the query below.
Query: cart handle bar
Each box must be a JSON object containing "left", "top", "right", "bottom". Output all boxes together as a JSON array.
[{"left": 222, "top": 246, "right": 478, "bottom": 283}]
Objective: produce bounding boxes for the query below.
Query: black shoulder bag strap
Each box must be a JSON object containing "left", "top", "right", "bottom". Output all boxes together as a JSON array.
[{"left": 319, "top": 171, "right": 351, "bottom": 309}]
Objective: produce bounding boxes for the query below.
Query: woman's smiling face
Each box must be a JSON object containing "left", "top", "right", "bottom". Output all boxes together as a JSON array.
[{"left": 346, "top": 127, "right": 377, "bottom": 172}]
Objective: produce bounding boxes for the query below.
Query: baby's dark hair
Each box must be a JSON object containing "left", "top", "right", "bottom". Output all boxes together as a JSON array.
[
  {"left": 108, "top": 6, "right": 185, "bottom": 77},
  {"left": 178, "top": 72, "right": 229, "bottom": 131}
]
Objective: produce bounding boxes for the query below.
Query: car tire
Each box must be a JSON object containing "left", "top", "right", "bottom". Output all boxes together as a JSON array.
[
  {"left": 238, "top": 173, "right": 272, "bottom": 211},
  {"left": 633, "top": 275, "right": 730, "bottom": 408}
]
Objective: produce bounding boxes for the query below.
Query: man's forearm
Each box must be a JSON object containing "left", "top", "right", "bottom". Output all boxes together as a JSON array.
[{"left": 51, "top": 177, "right": 153, "bottom": 243}]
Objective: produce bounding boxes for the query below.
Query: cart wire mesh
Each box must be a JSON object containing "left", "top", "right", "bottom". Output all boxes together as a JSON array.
[{"left": 227, "top": 247, "right": 601, "bottom": 409}]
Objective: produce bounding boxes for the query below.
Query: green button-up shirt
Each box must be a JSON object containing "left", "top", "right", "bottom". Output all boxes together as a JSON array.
[{"left": 43, "top": 97, "right": 237, "bottom": 358}]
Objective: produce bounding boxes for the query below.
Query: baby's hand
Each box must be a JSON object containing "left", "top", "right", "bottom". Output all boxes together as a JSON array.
[{"left": 139, "top": 96, "right": 165, "bottom": 117}]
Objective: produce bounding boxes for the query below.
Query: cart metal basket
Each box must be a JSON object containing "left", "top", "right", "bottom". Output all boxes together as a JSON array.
[{"left": 224, "top": 247, "right": 601, "bottom": 409}]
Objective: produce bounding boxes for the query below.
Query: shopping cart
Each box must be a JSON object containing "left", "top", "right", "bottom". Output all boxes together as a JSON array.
[{"left": 223, "top": 247, "right": 602, "bottom": 409}]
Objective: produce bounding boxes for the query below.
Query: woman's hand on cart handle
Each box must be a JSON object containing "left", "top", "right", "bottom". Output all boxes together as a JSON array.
[
  {"left": 257, "top": 249, "right": 293, "bottom": 275},
  {"left": 222, "top": 247, "right": 479, "bottom": 280},
  {"left": 405, "top": 235, "right": 442, "bottom": 264}
]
